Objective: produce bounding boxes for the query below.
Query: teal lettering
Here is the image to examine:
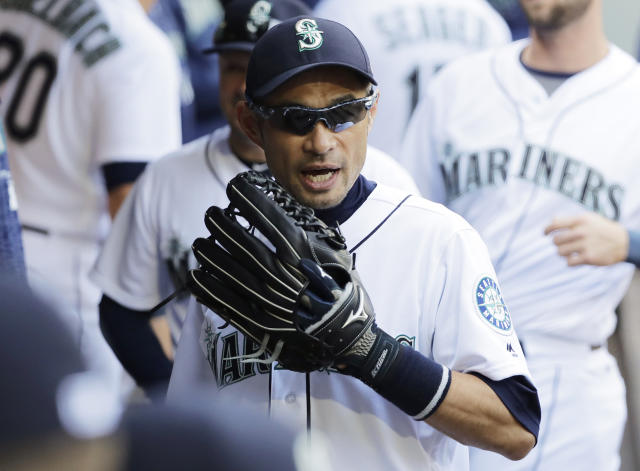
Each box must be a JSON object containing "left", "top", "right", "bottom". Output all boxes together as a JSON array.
[{"left": 533, "top": 150, "right": 557, "bottom": 188}]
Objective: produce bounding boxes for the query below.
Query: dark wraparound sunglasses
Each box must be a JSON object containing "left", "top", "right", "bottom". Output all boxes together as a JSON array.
[{"left": 247, "top": 89, "right": 378, "bottom": 136}]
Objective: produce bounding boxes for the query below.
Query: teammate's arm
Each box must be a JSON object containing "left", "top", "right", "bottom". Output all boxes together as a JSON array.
[
  {"left": 99, "top": 295, "right": 172, "bottom": 398},
  {"left": 102, "top": 161, "right": 149, "bottom": 217},
  {"left": 544, "top": 213, "right": 635, "bottom": 266},
  {"left": 108, "top": 183, "right": 135, "bottom": 219},
  {"left": 92, "top": 165, "right": 175, "bottom": 396}
]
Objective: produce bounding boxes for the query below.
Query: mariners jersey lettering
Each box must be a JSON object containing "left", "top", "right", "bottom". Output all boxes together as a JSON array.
[
  {"left": 401, "top": 41, "right": 640, "bottom": 345},
  {"left": 439, "top": 141, "right": 623, "bottom": 220},
  {"left": 0, "top": 0, "right": 181, "bottom": 239},
  {"left": 313, "top": 0, "right": 510, "bottom": 157},
  {"left": 169, "top": 185, "right": 531, "bottom": 470}
]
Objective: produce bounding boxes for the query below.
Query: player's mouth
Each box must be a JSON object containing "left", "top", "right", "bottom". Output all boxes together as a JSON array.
[{"left": 300, "top": 166, "right": 340, "bottom": 191}]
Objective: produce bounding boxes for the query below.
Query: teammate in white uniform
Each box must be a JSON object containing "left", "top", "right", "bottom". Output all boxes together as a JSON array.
[
  {"left": 401, "top": 0, "right": 636, "bottom": 468},
  {"left": 313, "top": 0, "right": 511, "bottom": 158},
  {"left": 91, "top": 0, "right": 419, "bottom": 396},
  {"left": 0, "top": 0, "right": 181, "bottom": 394},
  {"left": 168, "top": 15, "right": 540, "bottom": 470}
]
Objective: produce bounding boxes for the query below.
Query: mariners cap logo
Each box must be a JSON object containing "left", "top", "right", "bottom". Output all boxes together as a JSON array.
[
  {"left": 474, "top": 276, "right": 512, "bottom": 335},
  {"left": 295, "top": 18, "right": 323, "bottom": 52},
  {"left": 247, "top": 1, "right": 277, "bottom": 37}
]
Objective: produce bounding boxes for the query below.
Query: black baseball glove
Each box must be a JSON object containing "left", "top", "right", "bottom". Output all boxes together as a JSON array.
[{"left": 186, "top": 171, "right": 383, "bottom": 374}]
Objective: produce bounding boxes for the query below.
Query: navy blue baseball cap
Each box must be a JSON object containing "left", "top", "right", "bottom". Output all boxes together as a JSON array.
[
  {"left": 204, "top": 0, "right": 311, "bottom": 54},
  {"left": 246, "top": 16, "right": 377, "bottom": 100}
]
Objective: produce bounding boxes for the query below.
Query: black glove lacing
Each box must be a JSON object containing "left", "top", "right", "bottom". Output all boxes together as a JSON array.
[{"left": 239, "top": 171, "right": 347, "bottom": 249}]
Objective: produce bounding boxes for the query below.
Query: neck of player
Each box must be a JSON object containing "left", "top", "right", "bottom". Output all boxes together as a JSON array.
[{"left": 522, "top": 4, "right": 609, "bottom": 74}]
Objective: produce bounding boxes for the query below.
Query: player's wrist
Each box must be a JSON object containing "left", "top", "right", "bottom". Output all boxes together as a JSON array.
[{"left": 341, "top": 325, "right": 451, "bottom": 420}]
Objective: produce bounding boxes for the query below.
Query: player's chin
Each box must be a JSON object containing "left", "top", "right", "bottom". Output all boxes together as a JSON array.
[
  {"left": 295, "top": 190, "right": 343, "bottom": 210},
  {"left": 294, "top": 184, "right": 348, "bottom": 210}
]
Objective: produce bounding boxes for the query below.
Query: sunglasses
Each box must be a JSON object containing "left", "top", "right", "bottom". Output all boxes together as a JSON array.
[{"left": 247, "top": 89, "right": 378, "bottom": 136}]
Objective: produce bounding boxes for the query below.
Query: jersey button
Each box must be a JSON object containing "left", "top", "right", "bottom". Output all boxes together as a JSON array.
[{"left": 285, "top": 393, "right": 297, "bottom": 404}]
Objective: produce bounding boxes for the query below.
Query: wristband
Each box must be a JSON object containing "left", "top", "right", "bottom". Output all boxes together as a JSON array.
[{"left": 345, "top": 325, "right": 451, "bottom": 420}]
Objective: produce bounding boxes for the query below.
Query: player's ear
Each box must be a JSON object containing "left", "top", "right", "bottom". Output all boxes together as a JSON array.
[
  {"left": 237, "top": 101, "right": 264, "bottom": 148},
  {"left": 366, "top": 89, "right": 379, "bottom": 134}
]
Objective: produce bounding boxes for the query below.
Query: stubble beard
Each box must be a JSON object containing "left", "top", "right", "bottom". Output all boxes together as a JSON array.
[{"left": 520, "top": 0, "right": 592, "bottom": 31}]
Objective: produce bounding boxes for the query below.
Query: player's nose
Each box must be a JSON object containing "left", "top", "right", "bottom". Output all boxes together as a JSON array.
[{"left": 303, "top": 120, "right": 336, "bottom": 156}]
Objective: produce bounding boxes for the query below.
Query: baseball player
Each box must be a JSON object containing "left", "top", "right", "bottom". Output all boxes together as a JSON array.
[
  {"left": 0, "top": 123, "right": 25, "bottom": 277},
  {"left": 91, "top": 0, "right": 417, "bottom": 396},
  {"left": 401, "top": 0, "right": 637, "bottom": 469},
  {"left": 313, "top": 0, "right": 511, "bottom": 158},
  {"left": 168, "top": 16, "right": 541, "bottom": 470},
  {"left": 0, "top": 0, "right": 181, "bottom": 396}
]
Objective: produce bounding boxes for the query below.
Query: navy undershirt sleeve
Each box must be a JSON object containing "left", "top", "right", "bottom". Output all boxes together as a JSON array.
[
  {"left": 99, "top": 295, "right": 172, "bottom": 399},
  {"left": 101, "top": 162, "right": 148, "bottom": 191},
  {"left": 626, "top": 230, "right": 640, "bottom": 267},
  {"left": 470, "top": 373, "right": 541, "bottom": 443}
]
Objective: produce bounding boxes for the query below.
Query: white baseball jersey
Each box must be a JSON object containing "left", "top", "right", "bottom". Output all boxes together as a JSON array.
[
  {"left": 91, "top": 125, "right": 420, "bottom": 345},
  {"left": 0, "top": 0, "right": 181, "bottom": 393},
  {"left": 402, "top": 41, "right": 640, "bottom": 346},
  {"left": 0, "top": 0, "right": 181, "bottom": 240},
  {"left": 313, "top": 0, "right": 511, "bottom": 158},
  {"left": 168, "top": 184, "right": 532, "bottom": 470},
  {"left": 401, "top": 40, "right": 639, "bottom": 470}
]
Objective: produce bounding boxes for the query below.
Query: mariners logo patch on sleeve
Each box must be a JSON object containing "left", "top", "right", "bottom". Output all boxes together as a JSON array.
[{"left": 474, "top": 276, "right": 512, "bottom": 335}]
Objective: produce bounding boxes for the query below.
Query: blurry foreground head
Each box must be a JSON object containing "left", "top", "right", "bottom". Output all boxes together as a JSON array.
[
  {"left": 0, "top": 279, "right": 303, "bottom": 470},
  {"left": 0, "top": 279, "right": 124, "bottom": 470}
]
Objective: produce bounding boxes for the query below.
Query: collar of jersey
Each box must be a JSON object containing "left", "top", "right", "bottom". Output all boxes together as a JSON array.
[{"left": 314, "top": 175, "right": 377, "bottom": 228}]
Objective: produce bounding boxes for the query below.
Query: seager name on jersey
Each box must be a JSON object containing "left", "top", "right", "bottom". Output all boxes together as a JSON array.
[
  {"left": 375, "top": 5, "right": 493, "bottom": 51},
  {"left": 440, "top": 141, "right": 624, "bottom": 220},
  {"left": 1, "top": 0, "right": 121, "bottom": 67}
]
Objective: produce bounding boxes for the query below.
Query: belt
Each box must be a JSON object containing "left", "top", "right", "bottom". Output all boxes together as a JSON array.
[
  {"left": 21, "top": 224, "right": 99, "bottom": 242},
  {"left": 21, "top": 224, "right": 49, "bottom": 235}
]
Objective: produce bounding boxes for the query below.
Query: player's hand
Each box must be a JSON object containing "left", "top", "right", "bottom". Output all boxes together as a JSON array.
[{"left": 544, "top": 213, "right": 629, "bottom": 267}]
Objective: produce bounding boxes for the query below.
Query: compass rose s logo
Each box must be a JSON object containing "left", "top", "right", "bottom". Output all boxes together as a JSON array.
[
  {"left": 295, "top": 19, "right": 323, "bottom": 52},
  {"left": 474, "top": 276, "right": 512, "bottom": 335}
]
